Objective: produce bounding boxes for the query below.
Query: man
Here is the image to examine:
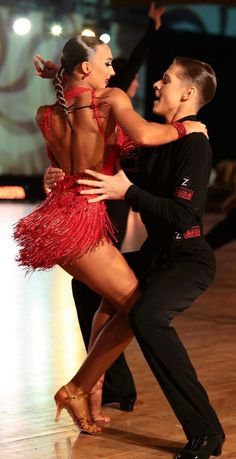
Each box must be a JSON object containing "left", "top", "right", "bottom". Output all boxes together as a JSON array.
[{"left": 76, "top": 57, "right": 225, "bottom": 458}]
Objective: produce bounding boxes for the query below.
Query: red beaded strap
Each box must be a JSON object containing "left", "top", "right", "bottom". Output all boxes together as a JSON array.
[{"left": 171, "top": 121, "right": 187, "bottom": 139}]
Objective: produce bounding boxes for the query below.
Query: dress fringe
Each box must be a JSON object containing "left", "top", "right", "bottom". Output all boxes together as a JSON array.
[{"left": 13, "top": 176, "right": 116, "bottom": 272}]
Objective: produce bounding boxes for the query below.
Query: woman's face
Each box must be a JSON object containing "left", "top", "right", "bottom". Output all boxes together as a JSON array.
[{"left": 88, "top": 43, "right": 115, "bottom": 88}]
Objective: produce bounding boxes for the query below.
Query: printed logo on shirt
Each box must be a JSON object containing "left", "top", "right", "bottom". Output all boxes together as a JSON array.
[
  {"left": 181, "top": 176, "right": 191, "bottom": 187},
  {"left": 174, "top": 187, "right": 194, "bottom": 201}
]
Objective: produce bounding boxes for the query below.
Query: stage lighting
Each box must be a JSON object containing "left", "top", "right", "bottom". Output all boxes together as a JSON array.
[
  {"left": 0, "top": 186, "right": 26, "bottom": 200},
  {"left": 51, "top": 24, "right": 63, "bottom": 36},
  {"left": 13, "top": 17, "right": 31, "bottom": 36},
  {"left": 81, "top": 28, "right": 96, "bottom": 37},
  {"left": 99, "top": 33, "right": 111, "bottom": 44}
]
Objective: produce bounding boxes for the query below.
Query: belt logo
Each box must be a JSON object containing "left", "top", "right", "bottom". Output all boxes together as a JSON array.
[{"left": 174, "top": 226, "right": 201, "bottom": 240}]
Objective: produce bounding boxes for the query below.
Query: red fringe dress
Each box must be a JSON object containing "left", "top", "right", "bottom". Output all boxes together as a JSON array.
[{"left": 13, "top": 87, "right": 136, "bottom": 272}]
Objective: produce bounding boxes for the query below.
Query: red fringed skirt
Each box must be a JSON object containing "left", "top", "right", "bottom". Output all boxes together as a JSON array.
[{"left": 13, "top": 175, "right": 116, "bottom": 272}]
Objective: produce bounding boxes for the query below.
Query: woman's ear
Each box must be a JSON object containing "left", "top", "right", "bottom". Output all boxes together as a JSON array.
[{"left": 81, "top": 61, "right": 92, "bottom": 75}]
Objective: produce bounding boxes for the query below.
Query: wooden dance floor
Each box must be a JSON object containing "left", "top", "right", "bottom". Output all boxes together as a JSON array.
[{"left": 1, "top": 203, "right": 235, "bottom": 458}]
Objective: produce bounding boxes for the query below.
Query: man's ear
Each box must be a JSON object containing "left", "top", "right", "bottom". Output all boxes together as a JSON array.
[{"left": 181, "top": 86, "right": 196, "bottom": 101}]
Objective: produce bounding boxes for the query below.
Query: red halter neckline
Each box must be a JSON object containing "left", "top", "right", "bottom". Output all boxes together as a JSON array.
[{"left": 64, "top": 87, "right": 92, "bottom": 100}]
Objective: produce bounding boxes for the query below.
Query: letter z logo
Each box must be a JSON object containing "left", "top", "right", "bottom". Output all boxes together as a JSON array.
[{"left": 181, "top": 177, "right": 191, "bottom": 187}]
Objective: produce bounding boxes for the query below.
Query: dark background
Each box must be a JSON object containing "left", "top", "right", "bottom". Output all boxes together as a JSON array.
[{"left": 145, "top": 27, "right": 236, "bottom": 166}]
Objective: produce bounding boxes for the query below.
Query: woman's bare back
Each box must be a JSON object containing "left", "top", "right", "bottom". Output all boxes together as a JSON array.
[{"left": 36, "top": 87, "right": 118, "bottom": 175}]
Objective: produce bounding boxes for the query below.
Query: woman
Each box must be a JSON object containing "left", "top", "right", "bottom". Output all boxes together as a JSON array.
[{"left": 14, "top": 35, "right": 207, "bottom": 434}]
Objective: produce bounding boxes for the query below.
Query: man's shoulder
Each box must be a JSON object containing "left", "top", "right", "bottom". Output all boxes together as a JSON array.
[
  {"left": 180, "top": 132, "right": 212, "bottom": 155},
  {"left": 183, "top": 132, "right": 210, "bottom": 146}
]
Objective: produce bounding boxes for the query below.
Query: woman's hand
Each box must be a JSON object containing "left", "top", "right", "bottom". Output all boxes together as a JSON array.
[
  {"left": 149, "top": 2, "right": 166, "bottom": 30},
  {"left": 43, "top": 166, "right": 65, "bottom": 195},
  {"left": 183, "top": 120, "right": 208, "bottom": 138},
  {"left": 34, "top": 54, "right": 59, "bottom": 79},
  {"left": 77, "top": 169, "right": 133, "bottom": 203}
]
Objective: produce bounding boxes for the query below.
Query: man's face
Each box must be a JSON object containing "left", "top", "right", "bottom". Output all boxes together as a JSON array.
[
  {"left": 89, "top": 43, "right": 115, "bottom": 88},
  {"left": 152, "top": 63, "right": 190, "bottom": 119}
]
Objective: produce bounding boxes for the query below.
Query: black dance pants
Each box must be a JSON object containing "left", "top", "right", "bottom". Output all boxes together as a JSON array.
[{"left": 128, "top": 255, "right": 224, "bottom": 439}]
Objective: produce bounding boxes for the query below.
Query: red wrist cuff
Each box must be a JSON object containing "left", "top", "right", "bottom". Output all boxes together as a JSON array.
[{"left": 171, "top": 121, "right": 187, "bottom": 139}]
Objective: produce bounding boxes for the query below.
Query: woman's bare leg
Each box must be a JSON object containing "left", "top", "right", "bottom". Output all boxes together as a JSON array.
[
  {"left": 88, "top": 300, "right": 116, "bottom": 352},
  {"left": 55, "top": 242, "right": 140, "bottom": 431},
  {"left": 60, "top": 242, "right": 139, "bottom": 393},
  {"left": 88, "top": 300, "right": 116, "bottom": 422}
]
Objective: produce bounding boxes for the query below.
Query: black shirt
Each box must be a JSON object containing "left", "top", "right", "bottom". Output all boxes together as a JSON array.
[{"left": 125, "top": 116, "right": 214, "bottom": 266}]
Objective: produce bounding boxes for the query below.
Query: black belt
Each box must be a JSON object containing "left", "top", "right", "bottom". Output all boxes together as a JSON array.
[{"left": 174, "top": 225, "right": 202, "bottom": 241}]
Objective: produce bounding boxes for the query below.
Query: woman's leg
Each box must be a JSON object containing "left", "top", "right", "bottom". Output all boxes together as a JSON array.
[
  {"left": 88, "top": 300, "right": 116, "bottom": 422},
  {"left": 61, "top": 242, "right": 140, "bottom": 393},
  {"left": 72, "top": 279, "right": 137, "bottom": 411},
  {"left": 55, "top": 242, "right": 140, "bottom": 430},
  {"left": 88, "top": 299, "right": 116, "bottom": 351}
]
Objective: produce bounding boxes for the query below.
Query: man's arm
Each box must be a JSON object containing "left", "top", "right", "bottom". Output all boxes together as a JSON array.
[
  {"left": 78, "top": 134, "right": 212, "bottom": 233},
  {"left": 125, "top": 134, "right": 212, "bottom": 232}
]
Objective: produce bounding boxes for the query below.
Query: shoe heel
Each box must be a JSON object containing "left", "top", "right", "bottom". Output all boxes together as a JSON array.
[
  {"left": 213, "top": 443, "right": 222, "bottom": 456},
  {"left": 119, "top": 399, "right": 135, "bottom": 412},
  {"left": 55, "top": 400, "right": 63, "bottom": 423}
]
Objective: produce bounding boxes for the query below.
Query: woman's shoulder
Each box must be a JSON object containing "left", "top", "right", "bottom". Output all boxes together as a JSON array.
[
  {"left": 36, "top": 104, "right": 54, "bottom": 114},
  {"left": 36, "top": 104, "right": 54, "bottom": 123},
  {"left": 35, "top": 104, "right": 56, "bottom": 134},
  {"left": 95, "top": 87, "right": 127, "bottom": 100}
]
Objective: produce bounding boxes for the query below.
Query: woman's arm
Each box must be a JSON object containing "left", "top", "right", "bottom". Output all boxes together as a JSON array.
[
  {"left": 43, "top": 166, "right": 65, "bottom": 194},
  {"left": 109, "top": 88, "right": 207, "bottom": 146},
  {"left": 111, "top": 3, "right": 165, "bottom": 91},
  {"left": 34, "top": 54, "right": 59, "bottom": 79}
]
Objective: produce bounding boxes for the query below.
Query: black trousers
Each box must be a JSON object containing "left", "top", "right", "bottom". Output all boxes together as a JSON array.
[
  {"left": 71, "top": 199, "right": 136, "bottom": 400},
  {"left": 128, "top": 249, "right": 224, "bottom": 439},
  {"left": 205, "top": 207, "right": 236, "bottom": 249}
]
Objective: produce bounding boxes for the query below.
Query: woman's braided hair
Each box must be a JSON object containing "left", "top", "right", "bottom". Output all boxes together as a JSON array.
[{"left": 53, "top": 35, "right": 104, "bottom": 132}]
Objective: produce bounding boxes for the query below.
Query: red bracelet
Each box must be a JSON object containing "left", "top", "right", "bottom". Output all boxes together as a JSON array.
[{"left": 171, "top": 121, "right": 187, "bottom": 139}]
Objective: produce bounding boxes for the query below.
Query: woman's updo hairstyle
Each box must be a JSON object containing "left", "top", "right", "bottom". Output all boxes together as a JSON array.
[
  {"left": 53, "top": 35, "right": 104, "bottom": 131},
  {"left": 61, "top": 35, "right": 104, "bottom": 75}
]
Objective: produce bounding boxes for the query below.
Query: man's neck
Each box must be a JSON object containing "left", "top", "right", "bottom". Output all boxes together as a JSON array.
[{"left": 166, "top": 108, "right": 198, "bottom": 124}]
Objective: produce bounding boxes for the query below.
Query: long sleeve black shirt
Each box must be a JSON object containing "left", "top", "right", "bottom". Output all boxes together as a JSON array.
[{"left": 125, "top": 116, "right": 214, "bottom": 263}]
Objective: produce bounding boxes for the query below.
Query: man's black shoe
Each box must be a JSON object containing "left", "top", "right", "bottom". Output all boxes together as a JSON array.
[
  {"left": 175, "top": 434, "right": 225, "bottom": 459},
  {"left": 102, "top": 392, "right": 136, "bottom": 411}
]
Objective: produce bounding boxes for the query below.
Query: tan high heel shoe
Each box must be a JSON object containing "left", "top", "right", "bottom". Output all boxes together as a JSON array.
[
  {"left": 54, "top": 385, "right": 101, "bottom": 434},
  {"left": 90, "top": 379, "right": 111, "bottom": 423}
]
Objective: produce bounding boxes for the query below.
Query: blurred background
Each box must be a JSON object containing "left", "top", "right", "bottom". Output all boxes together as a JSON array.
[{"left": 0, "top": 0, "right": 236, "bottom": 202}]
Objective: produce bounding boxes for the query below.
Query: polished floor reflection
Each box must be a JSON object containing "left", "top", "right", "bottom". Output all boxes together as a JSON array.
[{"left": 0, "top": 203, "right": 235, "bottom": 458}]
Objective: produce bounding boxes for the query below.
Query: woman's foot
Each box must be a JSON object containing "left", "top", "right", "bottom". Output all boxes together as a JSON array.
[
  {"left": 90, "top": 380, "right": 111, "bottom": 423},
  {"left": 54, "top": 385, "right": 101, "bottom": 434}
]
